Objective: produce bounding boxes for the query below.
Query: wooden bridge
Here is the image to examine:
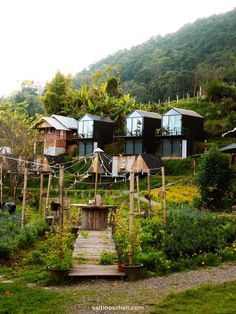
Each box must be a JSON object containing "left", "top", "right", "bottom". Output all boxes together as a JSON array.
[{"left": 69, "top": 229, "right": 125, "bottom": 278}]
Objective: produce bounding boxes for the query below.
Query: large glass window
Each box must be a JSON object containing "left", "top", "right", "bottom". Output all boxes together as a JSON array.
[
  {"left": 126, "top": 117, "right": 143, "bottom": 136},
  {"left": 162, "top": 114, "right": 181, "bottom": 134},
  {"left": 78, "top": 120, "right": 93, "bottom": 137},
  {"left": 78, "top": 141, "right": 93, "bottom": 156},
  {"left": 125, "top": 139, "right": 142, "bottom": 154},
  {"left": 162, "top": 139, "right": 182, "bottom": 157}
]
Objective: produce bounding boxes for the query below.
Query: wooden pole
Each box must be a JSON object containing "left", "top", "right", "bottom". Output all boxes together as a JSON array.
[
  {"left": 45, "top": 173, "right": 52, "bottom": 222},
  {"left": 136, "top": 175, "right": 141, "bottom": 214},
  {"left": 21, "top": 164, "right": 29, "bottom": 228},
  {"left": 129, "top": 171, "right": 135, "bottom": 265},
  {"left": 147, "top": 171, "right": 152, "bottom": 216},
  {"left": 94, "top": 153, "right": 99, "bottom": 204},
  {"left": 161, "top": 166, "right": 167, "bottom": 225},
  {"left": 59, "top": 166, "right": 64, "bottom": 229},
  {"left": 39, "top": 173, "right": 44, "bottom": 220},
  {"left": 0, "top": 160, "right": 3, "bottom": 205}
]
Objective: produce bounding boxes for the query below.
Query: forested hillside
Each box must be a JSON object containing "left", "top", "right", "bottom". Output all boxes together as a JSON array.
[{"left": 73, "top": 9, "right": 236, "bottom": 103}]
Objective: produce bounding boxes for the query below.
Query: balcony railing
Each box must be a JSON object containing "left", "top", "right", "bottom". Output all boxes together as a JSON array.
[
  {"left": 114, "top": 129, "right": 143, "bottom": 138},
  {"left": 155, "top": 127, "right": 189, "bottom": 137}
]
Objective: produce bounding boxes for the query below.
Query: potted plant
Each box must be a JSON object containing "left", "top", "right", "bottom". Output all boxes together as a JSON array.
[
  {"left": 113, "top": 207, "right": 129, "bottom": 272},
  {"left": 113, "top": 206, "right": 143, "bottom": 278},
  {"left": 45, "top": 222, "right": 74, "bottom": 281}
]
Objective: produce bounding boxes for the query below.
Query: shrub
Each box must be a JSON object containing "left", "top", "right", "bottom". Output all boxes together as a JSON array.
[
  {"left": 99, "top": 251, "right": 116, "bottom": 265},
  {"left": 196, "top": 146, "right": 232, "bottom": 210},
  {"left": 163, "top": 159, "right": 193, "bottom": 176}
]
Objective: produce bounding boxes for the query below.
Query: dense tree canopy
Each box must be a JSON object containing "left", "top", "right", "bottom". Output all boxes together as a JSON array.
[{"left": 73, "top": 9, "right": 236, "bottom": 103}]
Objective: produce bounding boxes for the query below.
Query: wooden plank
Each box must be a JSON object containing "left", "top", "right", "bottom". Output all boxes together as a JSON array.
[{"left": 69, "top": 264, "right": 125, "bottom": 277}]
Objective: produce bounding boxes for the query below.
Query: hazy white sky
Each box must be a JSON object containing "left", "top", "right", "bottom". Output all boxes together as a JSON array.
[{"left": 0, "top": 0, "right": 235, "bottom": 96}]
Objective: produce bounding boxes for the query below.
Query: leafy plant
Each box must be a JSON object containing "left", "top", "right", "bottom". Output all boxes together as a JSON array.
[
  {"left": 45, "top": 223, "right": 74, "bottom": 270},
  {"left": 196, "top": 146, "right": 232, "bottom": 210},
  {"left": 99, "top": 251, "right": 116, "bottom": 265}
]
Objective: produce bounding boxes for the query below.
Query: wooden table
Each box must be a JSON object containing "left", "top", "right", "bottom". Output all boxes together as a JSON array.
[{"left": 71, "top": 204, "right": 117, "bottom": 230}]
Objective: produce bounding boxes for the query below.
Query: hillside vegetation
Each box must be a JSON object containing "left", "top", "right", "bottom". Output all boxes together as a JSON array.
[{"left": 73, "top": 9, "right": 236, "bottom": 103}]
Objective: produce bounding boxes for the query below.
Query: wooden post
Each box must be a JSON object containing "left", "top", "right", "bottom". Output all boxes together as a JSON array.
[
  {"left": 136, "top": 175, "right": 141, "bottom": 214},
  {"left": 45, "top": 173, "right": 52, "bottom": 222},
  {"left": 39, "top": 173, "right": 44, "bottom": 220},
  {"left": 161, "top": 166, "right": 167, "bottom": 225},
  {"left": 94, "top": 153, "right": 99, "bottom": 204},
  {"left": 129, "top": 171, "right": 135, "bottom": 265},
  {"left": 21, "top": 164, "right": 29, "bottom": 228},
  {"left": 147, "top": 171, "right": 152, "bottom": 216},
  {"left": 59, "top": 166, "right": 64, "bottom": 229},
  {"left": 0, "top": 160, "right": 3, "bottom": 205}
]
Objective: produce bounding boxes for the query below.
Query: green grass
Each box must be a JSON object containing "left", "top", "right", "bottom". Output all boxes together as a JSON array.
[
  {"left": 151, "top": 280, "right": 236, "bottom": 314},
  {"left": 0, "top": 282, "right": 75, "bottom": 314}
]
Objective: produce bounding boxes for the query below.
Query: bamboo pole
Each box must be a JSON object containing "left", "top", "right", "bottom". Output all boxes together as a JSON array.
[
  {"left": 59, "top": 166, "right": 64, "bottom": 229},
  {"left": 161, "top": 166, "right": 167, "bottom": 225},
  {"left": 39, "top": 173, "right": 44, "bottom": 220},
  {"left": 94, "top": 153, "right": 99, "bottom": 204},
  {"left": 0, "top": 160, "right": 3, "bottom": 205},
  {"left": 136, "top": 175, "right": 141, "bottom": 214},
  {"left": 21, "top": 164, "right": 29, "bottom": 228},
  {"left": 129, "top": 171, "right": 135, "bottom": 265},
  {"left": 147, "top": 171, "right": 152, "bottom": 216},
  {"left": 45, "top": 173, "right": 52, "bottom": 222}
]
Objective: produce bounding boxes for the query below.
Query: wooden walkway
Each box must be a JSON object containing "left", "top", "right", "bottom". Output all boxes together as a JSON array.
[{"left": 69, "top": 229, "right": 125, "bottom": 278}]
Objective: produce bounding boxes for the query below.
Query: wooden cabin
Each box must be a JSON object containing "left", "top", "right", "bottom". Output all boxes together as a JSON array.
[
  {"left": 121, "top": 110, "right": 162, "bottom": 155},
  {"left": 77, "top": 114, "right": 114, "bottom": 156},
  {"left": 157, "top": 108, "right": 204, "bottom": 158},
  {"left": 34, "top": 115, "right": 78, "bottom": 156}
]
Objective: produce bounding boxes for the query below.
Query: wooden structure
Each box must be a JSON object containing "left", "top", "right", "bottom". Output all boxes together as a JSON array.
[
  {"left": 77, "top": 114, "right": 114, "bottom": 156},
  {"left": 34, "top": 114, "right": 78, "bottom": 156},
  {"left": 72, "top": 204, "right": 116, "bottom": 230},
  {"left": 156, "top": 108, "right": 204, "bottom": 158},
  {"left": 69, "top": 229, "right": 125, "bottom": 278}
]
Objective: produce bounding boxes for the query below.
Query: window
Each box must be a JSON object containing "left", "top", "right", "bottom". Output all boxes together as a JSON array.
[
  {"left": 162, "top": 114, "right": 181, "bottom": 134},
  {"left": 78, "top": 141, "right": 94, "bottom": 156},
  {"left": 162, "top": 139, "right": 182, "bottom": 157},
  {"left": 78, "top": 120, "right": 93, "bottom": 137},
  {"left": 47, "top": 128, "right": 54, "bottom": 134},
  {"left": 125, "top": 139, "right": 143, "bottom": 154},
  {"left": 126, "top": 117, "right": 143, "bottom": 136}
]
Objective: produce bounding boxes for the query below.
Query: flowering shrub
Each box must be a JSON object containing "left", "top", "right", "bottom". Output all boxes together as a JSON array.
[
  {"left": 0, "top": 211, "right": 47, "bottom": 259},
  {"left": 152, "top": 184, "right": 199, "bottom": 206}
]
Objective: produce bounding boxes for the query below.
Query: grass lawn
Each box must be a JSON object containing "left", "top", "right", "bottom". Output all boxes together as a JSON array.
[
  {"left": 0, "top": 282, "right": 75, "bottom": 314},
  {"left": 151, "top": 280, "right": 236, "bottom": 314}
]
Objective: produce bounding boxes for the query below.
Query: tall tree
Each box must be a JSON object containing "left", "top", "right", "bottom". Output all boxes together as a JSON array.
[
  {"left": 41, "top": 71, "right": 73, "bottom": 115},
  {"left": 0, "top": 103, "right": 35, "bottom": 199}
]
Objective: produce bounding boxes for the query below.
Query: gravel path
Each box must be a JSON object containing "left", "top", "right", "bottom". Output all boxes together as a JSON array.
[{"left": 47, "top": 262, "right": 236, "bottom": 314}]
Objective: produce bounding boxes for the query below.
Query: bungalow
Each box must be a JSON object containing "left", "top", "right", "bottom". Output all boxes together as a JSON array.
[
  {"left": 34, "top": 114, "right": 78, "bottom": 156},
  {"left": 157, "top": 108, "right": 204, "bottom": 158},
  {"left": 77, "top": 114, "right": 114, "bottom": 156},
  {"left": 119, "top": 110, "right": 162, "bottom": 155}
]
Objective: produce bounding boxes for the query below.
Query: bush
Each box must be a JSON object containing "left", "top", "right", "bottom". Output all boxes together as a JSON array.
[
  {"left": 163, "top": 159, "right": 193, "bottom": 176},
  {"left": 196, "top": 146, "right": 232, "bottom": 210},
  {"left": 0, "top": 212, "right": 47, "bottom": 259}
]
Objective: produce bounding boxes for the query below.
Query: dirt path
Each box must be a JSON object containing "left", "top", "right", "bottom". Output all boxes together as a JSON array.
[{"left": 48, "top": 262, "right": 236, "bottom": 314}]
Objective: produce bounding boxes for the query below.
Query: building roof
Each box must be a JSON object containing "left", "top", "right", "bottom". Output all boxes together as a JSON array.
[
  {"left": 220, "top": 143, "right": 236, "bottom": 153},
  {"left": 171, "top": 108, "right": 204, "bottom": 118},
  {"left": 40, "top": 117, "right": 70, "bottom": 131},
  {"left": 133, "top": 110, "right": 162, "bottom": 119},
  {"left": 140, "top": 153, "right": 163, "bottom": 175},
  {"left": 222, "top": 127, "right": 236, "bottom": 138},
  {"left": 51, "top": 115, "right": 78, "bottom": 130},
  {"left": 79, "top": 114, "right": 113, "bottom": 123}
]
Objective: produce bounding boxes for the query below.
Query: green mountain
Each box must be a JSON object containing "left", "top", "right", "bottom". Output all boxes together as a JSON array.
[{"left": 73, "top": 9, "right": 236, "bottom": 103}]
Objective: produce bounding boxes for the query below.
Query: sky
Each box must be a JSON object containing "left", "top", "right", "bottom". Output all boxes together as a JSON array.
[{"left": 0, "top": 0, "right": 235, "bottom": 97}]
